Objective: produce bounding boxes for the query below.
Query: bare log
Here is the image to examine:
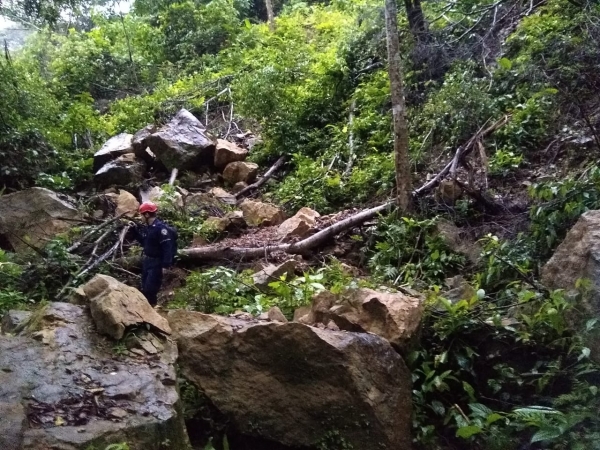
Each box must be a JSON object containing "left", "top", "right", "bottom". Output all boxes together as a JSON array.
[{"left": 235, "top": 156, "right": 286, "bottom": 200}]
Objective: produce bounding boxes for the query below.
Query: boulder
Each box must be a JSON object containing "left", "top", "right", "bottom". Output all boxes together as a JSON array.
[
  {"left": 240, "top": 199, "right": 285, "bottom": 226},
  {"left": 203, "top": 211, "right": 246, "bottom": 233},
  {"left": 277, "top": 207, "right": 320, "bottom": 240},
  {"left": 146, "top": 109, "right": 216, "bottom": 171},
  {"left": 132, "top": 124, "right": 158, "bottom": 164},
  {"left": 105, "top": 190, "right": 140, "bottom": 218},
  {"left": 94, "top": 153, "right": 145, "bottom": 188},
  {"left": 0, "top": 303, "right": 188, "bottom": 450},
  {"left": 93, "top": 133, "right": 134, "bottom": 172},
  {"left": 214, "top": 139, "right": 248, "bottom": 169},
  {"left": 81, "top": 274, "right": 171, "bottom": 340},
  {"left": 1, "top": 310, "right": 32, "bottom": 334},
  {"left": 436, "top": 219, "right": 482, "bottom": 264},
  {"left": 168, "top": 310, "right": 412, "bottom": 450},
  {"left": 0, "top": 187, "right": 82, "bottom": 252},
  {"left": 142, "top": 185, "right": 184, "bottom": 208},
  {"left": 208, "top": 187, "right": 237, "bottom": 205},
  {"left": 222, "top": 161, "right": 259, "bottom": 184},
  {"left": 302, "top": 288, "right": 423, "bottom": 353},
  {"left": 231, "top": 181, "right": 248, "bottom": 194},
  {"left": 267, "top": 306, "right": 288, "bottom": 323},
  {"left": 253, "top": 259, "right": 297, "bottom": 289},
  {"left": 541, "top": 210, "right": 600, "bottom": 362},
  {"left": 185, "top": 192, "right": 222, "bottom": 215}
]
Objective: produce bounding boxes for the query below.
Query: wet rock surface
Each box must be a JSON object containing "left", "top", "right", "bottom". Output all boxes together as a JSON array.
[
  {"left": 0, "top": 302, "right": 188, "bottom": 450},
  {"left": 169, "top": 310, "right": 412, "bottom": 450}
]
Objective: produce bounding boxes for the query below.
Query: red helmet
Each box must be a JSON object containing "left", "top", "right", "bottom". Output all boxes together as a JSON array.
[{"left": 139, "top": 202, "right": 158, "bottom": 214}]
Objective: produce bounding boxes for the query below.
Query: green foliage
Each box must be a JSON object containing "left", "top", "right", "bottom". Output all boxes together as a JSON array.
[
  {"left": 368, "top": 214, "right": 466, "bottom": 288},
  {"left": 529, "top": 166, "right": 600, "bottom": 256},
  {"left": 0, "top": 250, "right": 29, "bottom": 313}
]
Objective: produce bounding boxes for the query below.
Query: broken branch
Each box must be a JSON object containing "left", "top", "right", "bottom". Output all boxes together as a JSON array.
[{"left": 235, "top": 156, "right": 286, "bottom": 200}]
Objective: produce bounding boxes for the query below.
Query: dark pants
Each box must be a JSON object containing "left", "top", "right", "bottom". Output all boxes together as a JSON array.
[{"left": 141, "top": 257, "right": 163, "bottom": 306}]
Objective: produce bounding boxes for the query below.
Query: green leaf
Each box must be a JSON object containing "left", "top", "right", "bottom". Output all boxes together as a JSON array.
[
  {"left": 486, "top": 413, "right": 503, "bottom": 425},
  {"left": 498, "top": 57, "right": 512, "bottom": 70},
  {"left": 431, "top": 400, "right": 445, "bottom": 416},
  {"left": 456, "top": 425, "right": 482, "bottom": 439},
  {"left": 531, "top": 426, "right": 563, "bottom": 443}
]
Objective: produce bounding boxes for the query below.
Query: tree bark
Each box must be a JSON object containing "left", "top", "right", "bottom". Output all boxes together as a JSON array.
[
  {"left": 403, "top": 0, "right": 430, "bottom": 42},
  {"left": 265, "top": 0, "right": 275, "bottom": 32},
  {"left": 385, "top": 0, "right": 412, "bottom": 211}
]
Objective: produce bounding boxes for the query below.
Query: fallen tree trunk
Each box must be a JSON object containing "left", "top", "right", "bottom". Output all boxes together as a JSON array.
[
  {"left": 179, "top": 202, "right": 393, "bottom": 261},
  {"left": 180, "top": 117, "right": 510, "bottom": 262},
  {"left": 235, "top": 156, "right": 286, "bottom": 200}
]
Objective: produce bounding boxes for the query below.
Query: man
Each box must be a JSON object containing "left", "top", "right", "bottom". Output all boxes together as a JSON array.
[{"left": 130, "top": 202, "right": 175, "bottom": 306}]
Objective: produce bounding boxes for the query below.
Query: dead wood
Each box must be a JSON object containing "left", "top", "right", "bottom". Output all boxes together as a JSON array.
[{"left": 235, "top": 156, "right": 286, "bottom": 200}]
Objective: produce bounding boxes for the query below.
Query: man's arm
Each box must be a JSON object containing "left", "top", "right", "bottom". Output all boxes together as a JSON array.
[{"left": 159, "top": 228, "right": 174, "bottom": 268}]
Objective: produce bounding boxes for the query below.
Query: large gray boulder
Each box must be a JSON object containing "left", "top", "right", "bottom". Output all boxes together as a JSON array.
[
  {"left": 146, "top": 109, "right": 216, "bottom": 171},
  {"left": 0, "top": 187, "right": 82, "bottom": 252},
  {"left": 93, "top": 133, "right": 134, "bottom": 172},
  {"left": 94, "top": 153, "right": 145, "bottom": 188},
  {"left": 0, "top": 302, "right": 188, "bottom": 450},
  {"left": 168, "top": 310, "right": 412, "bottom": 450},
  {"left": 542, "top": 210, "right": 600, "bottom": 362}
]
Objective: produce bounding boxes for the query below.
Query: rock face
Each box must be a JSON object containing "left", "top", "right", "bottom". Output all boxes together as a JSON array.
[
  {"left": 298, "top": 288, "right": 423, "bottom": 353},
  {"left": 81, "top": 274, "right": 171, "bottom": 340},
  {"left": 94, "top": 153, "right": 145, "bottom": 188},
  {"left": 214, "top": 139, "right": 248, "bottom": 169},
  {"left": 541, "top": 210, "right": 600, "bottom": 362},
  {"left": 277, "top": 207, "right": 320, "bottom": 240},
  {"left": 132, "top": 124, "right": 157, "bottom": 164},
  {"left": 240, "top": 199, "right": 285, "bottom": 227},
  {"left": 105, "top": 190, "right": 140, "bottom": 217},
  {"left": 253, "top": 259, "right": 297, "bottom": 289},
  {"left": 168, "top": 310, "right": 412, "bottom": 450},
  {"left": 0, "top": 187, "right": 82, "bottom": 252},
  {"left": 0, "top": 303, "right": 188, "bottom": 450},
  {"left": 93, "top": 133, "right": 134, "bottom": 172},
  {"left": 146, "top": 109, "right": 216, "bottom": 171},
  {"left": 222, "top": 161, "right": 259, "bottom": 184}
]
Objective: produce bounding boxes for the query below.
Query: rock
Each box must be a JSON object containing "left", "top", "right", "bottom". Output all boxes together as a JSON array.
[
  {"left": 81, "top": 274, "right": 171, "bottom": 340},
  {"left": 0, "top": 188, "right": 82, "bottom": 252},
  {"left": 168, "top": 310, "right": 412, "bottom": 450},
  {"left": 443, "top": 275, "right": 476, "bottom": 304},
  {"left": 214, "top": 139, "right": 248, "bottom": 169},
  {"left": 277, "top": 207, "right": 320, "bottom": 240},
  {"left": 267, "top": 306, "right": 288, "bottom": 322},
  {"left": 253, "top": 259, "right": 297, "bottom": 289},
  {"left": 222, "top": 161, "right": 259, "bottom": 184},
  {"left": 292, "top": 305, "right": 311, "bottom": 322},
  {"left": 132, "top": 124, "right": 157, "bottom": 164},
  {"left": 203, "top": 211, "right": 246, "bottom": 233},
  {"left": 435, "top": 179, "right": 463, "bottom": 205},
  {"left": 142, "top": 185, "right": 184, "bottom": 208},
  {"left": 208, "top": 187, "right": 237, "bottom": 205},
  {"left": 1, "top": 310, "right": 32, "bottom": 334},
  {"left": 304, "top": 288, "right": 423, "bottom": 354},
  {"left": 105, "top": 190, "right": 140, "bottom": 218},
  {"left": 146, "top": 109, "right": 216, "bottom": 171},
  {"left": 93, "top": 133, "right": 134, "bottom": 172},
  {"left": 0, "top": 302, "right": 188, "bottom": 450},
  {"left": 68, "top": 287, "right": 87, "bottom": 305},
  {"left": 436, "top": 219, "right": 482, "bottom": 264},
  {"left": 541, "top": 210, "right": 600, "bottom": 362},
  {"left": 231, "top": 181, "right": 248, "bottom": 194},
  {"left": 240, "top": 199, "right": 285, "bottom": 226},
  {"left": 94, "top": 153, "right": 145, "bottom": 188}
]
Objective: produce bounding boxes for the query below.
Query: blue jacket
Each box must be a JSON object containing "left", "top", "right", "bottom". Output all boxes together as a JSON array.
[{"left": 131, "top": 219, "right": 174, "bottom": 268}]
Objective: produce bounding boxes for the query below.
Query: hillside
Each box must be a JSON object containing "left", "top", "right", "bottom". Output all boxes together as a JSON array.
[{"left": 1, "top": 0, "right": 600, "bottom": 449}]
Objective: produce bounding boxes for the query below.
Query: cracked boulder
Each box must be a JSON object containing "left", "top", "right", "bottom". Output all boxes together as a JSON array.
[
  {"left": 297, "top": 288, "right": 423, "bottom": 354},
  {"left": 168, "top": 310, "right": 412, "bottom": 450},
  {"left": 0, "top": 302, "right": 188, "bottom": 450},
  {"left": 93, "top": 133, "right": 134, "bottom": 172},
  {"left": 0, "top": 187, "right": 82, "bottom": 253},
  {"left": 81, "top": 274, "right": 171, "bottom": 340},
  {"left": 146, "top": 109, "right": 216, "bottom": 171},
  {"left": 94, "top": 153, "right": 145, "bottom": 188}
]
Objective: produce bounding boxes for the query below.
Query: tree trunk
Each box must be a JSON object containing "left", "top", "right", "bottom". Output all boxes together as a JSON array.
[
  {"left": 265, "top": 0, "right": 275, "bottom": 32},
  {"left": 403, "top": 0, "right": 429, "bottom": 42},
  {"left": 385, "top": 0, "right": 412, "bottom": 211}
]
